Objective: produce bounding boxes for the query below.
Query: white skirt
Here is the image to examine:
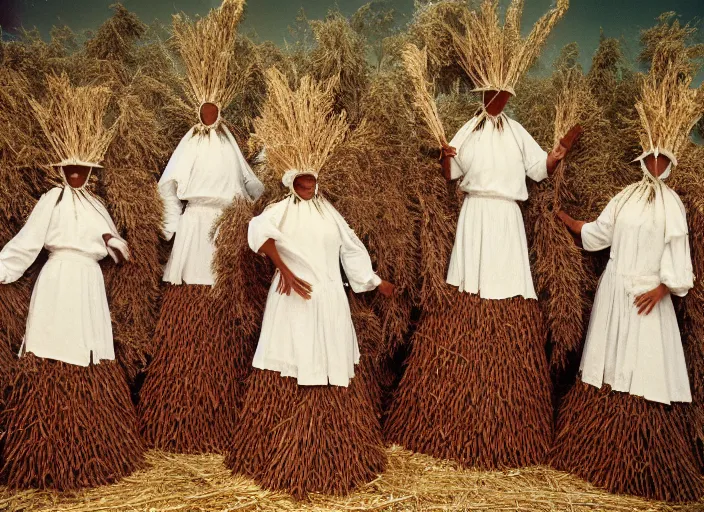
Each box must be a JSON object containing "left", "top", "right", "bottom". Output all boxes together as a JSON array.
[
  {"left": 163, "top": 203, "right": 222, "bottom": 286},
  {"left": 447, "top": 195, "right": 537, "bottom": 300},
  {"left": 252, "top": 275, "right": 359, "bottom": 387},
  {"left": 579, "top": 261, "right": 691, "bottom": 404},
  {"left": 23, "top": 250, "right": 114, "bottom": 366}
]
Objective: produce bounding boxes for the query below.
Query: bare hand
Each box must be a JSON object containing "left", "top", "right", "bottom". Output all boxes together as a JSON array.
[
  {"left": 277, "top": 268, "right": 313, "bottom": 300},
  {"left": 559, "top": 124, "right": 583, "bottom": 151},
  {"left": 440, "top": 144, "right": 457, "bottom": 180},
  {"left": 103, "top": 233, "right": 130, "bottom": 264},
  {"left": 377, "top": 280, "right": 395, "bottom": 298},
  {"left": 634, "top": 283, "right": 669, "bottom": 315}
]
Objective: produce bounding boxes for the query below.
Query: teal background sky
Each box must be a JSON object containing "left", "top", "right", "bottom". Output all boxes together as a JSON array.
[{"left": 1, "top": 0, "right": 702, "bottom": 71}]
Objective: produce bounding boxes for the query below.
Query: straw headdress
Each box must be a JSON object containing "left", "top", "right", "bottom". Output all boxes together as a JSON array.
[
  {"left": 172, "top": 0, "right": 247, "bottom": 122},
  {"left": 448, "top": 0, "right": 569, "bottom": 95},
  {"left": 634, "top": 50, "right": 703, "bottom": 167},
  {"left": 28, "top": 72, "right": 116, "bottom": 170},
  {"left": 252, "top": 68, "right": 350, "bottom": 191}
]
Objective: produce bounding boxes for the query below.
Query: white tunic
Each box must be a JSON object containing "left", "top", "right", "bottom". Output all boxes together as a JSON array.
[
  {"left": 248, "top": 197, "right": 381, "bottom": 387},
  {"left": 0, "top": 187, "right": 124, "bottom": 366},
  {"left": 579, "top": 173, "right": 693, "bottom": 404},
  {"left": 160, "top": 124, "right": 264, "bottom": 285},
  {"left": 446, "top": 114, "right": 548, "bottom": 300}
]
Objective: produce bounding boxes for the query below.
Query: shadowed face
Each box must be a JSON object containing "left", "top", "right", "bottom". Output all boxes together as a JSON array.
[
  {"left": 200, "top": 102, "right": 220, "bottom": 126},
  {"left": 293, "top": 174, "right": 317, "bottom": 201},
  {"left": 644, "top": 154, "right": 671, "bottom": 178},
  {"left": 483, "top": 90, "right": 511, "bottom": 116},
  {"left": 62, "top": 165, "right": 92, "bottom": 188}
]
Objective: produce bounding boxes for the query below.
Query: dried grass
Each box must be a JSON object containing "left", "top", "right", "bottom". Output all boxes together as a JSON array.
[
  {"left": 447, "top": 0, "right": 569, "bottom": 94},
  {"left": 0, "top": 446, "right": 697, "bottom": 511},
  {"left": 253, "top": 68, "right": 349, "bottom": 178},
  {"left": 172, "top": 0, "right": 249, "bottom": 110},
  {"left": 27, "top": 72, "right": 115, "bottom": 169}
]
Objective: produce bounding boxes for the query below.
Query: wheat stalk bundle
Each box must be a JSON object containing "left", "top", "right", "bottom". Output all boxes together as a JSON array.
[
  {"left": 448, "top": 0, "right": 569, "bottom": 94},
  {"left": 252, "top": 68, "right": 350, "bottom": 178},
  {"left": 27, "top": 72, "right": 115, "bottom": 168},
  {"left": 402, "top": 44, "right": 448, "bottom": 148},
  {"left": 172, "top": 0, "right": 248, "bottom": 110}
]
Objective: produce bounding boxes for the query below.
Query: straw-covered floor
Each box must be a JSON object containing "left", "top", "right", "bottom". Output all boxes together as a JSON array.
[{"left": 1, "top": 446, "right": 700, "bottom": 511}]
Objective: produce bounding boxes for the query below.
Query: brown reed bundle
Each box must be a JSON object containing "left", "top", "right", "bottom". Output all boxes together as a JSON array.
[
  {"left": 172, "top": 0, "right": 249, "bottom": 111},
  {"left": 226, "top": 364, "right": 386, "bottom": 500},
  {"left": 551, "top": 381, "right": 704, "bottom": 503},
  {"left": 634, "top": 48, "right": 703, "bottom": 162},
  {"left": 1, "top": 354, "right": 145, "bottom": 491},
  {"left": 253, "top": 68, "right": 349, "bottom": 178},
  {"left": 27, "top": 73, "right": 116, "bottom": 169},
  {"left": 402, "top": 44, "right": 448, "bottom": 148},
  {"left": 386, "top": 292, "right": 553, "bottom": 469},
  {"left": 448, "top": 0, "right": 569, "bottom": 94}
]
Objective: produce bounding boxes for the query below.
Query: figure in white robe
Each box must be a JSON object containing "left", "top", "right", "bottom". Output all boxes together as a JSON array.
[
  {"left": 577, "top": 161, "right": 693, "bottom": 404},
  {"left": 160, "top": 121, "right": 264, "bottom": 285},
  {"left": 0, "top": 182, "right": 129, "bottom": 366},
  {"left": 446, "top": 113, "right": 548, "bottom": 299},
  {"left": 248, "top": 195, "right": 382, "bottom": 386}
]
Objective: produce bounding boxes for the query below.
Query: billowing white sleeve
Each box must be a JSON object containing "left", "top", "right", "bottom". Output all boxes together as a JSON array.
[
  {"left": 222, "top": 124, "right": 265, "bottom": 201},
  {"left": 329, "top": 205, "right": 381, "bottom": 293},
  {"left": 247, "top": 201, "right": 288, "bottom": 254},
  {"left": 159, "top": 131, "right": 194, "bottom": 240},
  {"left": 159, "top": 181, "right": 183, "bottom": 241},
  {"left": 515, "top": 121, "right": 548, "bottom": 182},
  {"left": 448, "top": 118, "right": 477, "bottom": 181},
  {"left": 0, "top": 188, "right": 60, "bottom": 284},
  {"left": 660, "top": 234, "right": 694, "bottom": 297},
  {"left": 580, "top": 193, "right": 621, "bottom": 252}
]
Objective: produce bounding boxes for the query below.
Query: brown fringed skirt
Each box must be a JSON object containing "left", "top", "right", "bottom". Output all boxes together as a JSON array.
[
  {"left": 138, "top": 284, "right": 254, "bottom": 454},
  {"left": 1, "top": 354, "right": 144, "bottom": 491},
  {"left": 551, "top": 380, "right": 704, "bottom": 503},
  {"left": 385, "top": 292, "right": 553, "bottom": 469},
  {"left": 226, "top": 367, "right": 386, "bottom": 500}
]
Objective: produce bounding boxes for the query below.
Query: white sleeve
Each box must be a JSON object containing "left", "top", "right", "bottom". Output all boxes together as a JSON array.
[
  {"left": 516, "top": 122, "right": 548, "bottom": 182},
  {"left": 159, "top": 180, "right": 183, "bottom": 241},
  {"left": 223, "top": 126, "right": 265, "bottom": 201},
  {"left": 448, "top": 119, "right": 477, "bottom": 181},
  {"left": 0, "top": 189, "right": 60, "bottom": 284},
  {"left": 159, "top": 131, "right": 195, "bottom": 241},
  {"left": 329, "top": 205, "right": 381, "bottom": 293},
  {"left": 580, "top": 193, "right": 621, "bottom": 252},
  {"left": 660, "top": 233, "right": 694, "bottom": 297},
  {"left": 247, "top": 201, "right": 287, "bottom": 254}
]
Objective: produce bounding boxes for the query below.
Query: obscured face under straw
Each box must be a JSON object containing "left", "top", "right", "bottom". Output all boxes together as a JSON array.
[
  {"left": 293, "top": 174, "right": 318, "bottom": 201},
  {"left": 62, "top": 165, "right": 92, "bottom": 189},
  {"left": 643, "top": 154, "right": 672, "bottom": 179},
  {"left": 483, "top": 90, "right": 511, "bottom": 116},
  {"left": 199, "top": 102, "right": 220, "bottom": 127}
]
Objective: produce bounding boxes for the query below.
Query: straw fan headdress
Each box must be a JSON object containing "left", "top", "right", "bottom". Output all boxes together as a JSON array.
[
  {"left": 28, "top": 73, "right": 116, "bottom": 171},
  {"left": 172, "top": 0, "right": 247, "bottom": 128},
  {"left": 634, "top": 50, "right": 703, "bottom": 169},
  {"left": 448, "top": 0, "right": 569, "bottom": 96},
  {"left": 252, "top": 68, "right": 350, "bottom": 194}
]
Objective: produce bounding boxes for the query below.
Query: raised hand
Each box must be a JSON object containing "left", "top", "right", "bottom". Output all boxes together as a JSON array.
[{"left": 634, "top": 283, "right": 669, "bottom": 316}]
